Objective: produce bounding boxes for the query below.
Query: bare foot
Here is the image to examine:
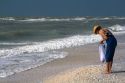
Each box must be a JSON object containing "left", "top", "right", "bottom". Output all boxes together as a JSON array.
[{"left": 104, "top": 70, "right": 111, "bottom": 74}]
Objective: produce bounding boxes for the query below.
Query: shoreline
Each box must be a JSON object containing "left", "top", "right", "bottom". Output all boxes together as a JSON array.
[
  {"left": 0, "top": 44, "right": 100, "bottom": 83},
  {"left": 0, "top": 35, "right": 125, "bottom": 83}
]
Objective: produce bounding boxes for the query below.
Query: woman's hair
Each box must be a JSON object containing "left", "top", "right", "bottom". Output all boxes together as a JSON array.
[{"left": 93, "top": 25, "right": 102, "bottom": 34}]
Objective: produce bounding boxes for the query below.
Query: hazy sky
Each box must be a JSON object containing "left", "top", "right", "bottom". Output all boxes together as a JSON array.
[{"left": 0, "top": 0, "right": 125, "bottom": 16}]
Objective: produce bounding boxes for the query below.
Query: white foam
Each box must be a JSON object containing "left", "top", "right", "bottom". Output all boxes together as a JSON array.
[
  {"left": 0, "top": 42, "right": 30, "bottom": 45},
  {"left": 1, "top": 17, "right": 125, "bottom": 22},
  {"left": 89, "top": 17, "right": 112, "bottom": 21},
  {"left": 90, "top": 17, "right": 125, "bottom": 21},
  {"left": 0, "top": 51, "right": 67, "bottom": 78},
  {"left": 71, "top": 17, "right": 86, "bottom": 21},
  {"left": 0, "top": 34, "right": 102, "bottom": 78},
  {"left": 0, "top": 17, "right": 15, "bottom": 21},
  {"left": 19, "top": 18, "right": 70, "bottom": 22},
  {"left": 108, "top": 24, "right": 125, "bottom": 35},
  {"left": 108, "top": 24, "right": 125, "bottom": 31},
  {"left": 0, "top": 35, "right": 102, "bottom": 58},
  {"left": 18, "top": 17, "right": 86, "bottom": 22}
]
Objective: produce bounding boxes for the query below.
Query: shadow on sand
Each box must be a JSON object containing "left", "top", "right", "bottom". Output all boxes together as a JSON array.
[{"left": 112, "top": 70, "right": 125, "bottom": 73}]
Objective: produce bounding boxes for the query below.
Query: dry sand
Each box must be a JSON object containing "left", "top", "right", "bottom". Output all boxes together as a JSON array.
[{"left": 44, "top": 63, "right": 125, "bottom": 83}]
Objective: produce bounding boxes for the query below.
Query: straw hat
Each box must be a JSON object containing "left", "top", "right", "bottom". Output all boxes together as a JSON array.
[{"left": 93, "top": 25, "right": 102, "bottom": 34}]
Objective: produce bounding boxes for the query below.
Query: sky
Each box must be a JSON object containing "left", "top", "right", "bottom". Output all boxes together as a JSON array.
[{"left": 0, "top": 0, "right": 125, "bottom": 16}]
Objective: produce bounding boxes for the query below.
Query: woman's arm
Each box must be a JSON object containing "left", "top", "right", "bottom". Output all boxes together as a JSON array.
[{"left": 99, "top": 29, "right": 108, "bottom": 44}]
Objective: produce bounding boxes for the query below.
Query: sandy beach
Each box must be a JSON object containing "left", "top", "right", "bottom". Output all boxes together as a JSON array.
[
  {"left": 0, "top": 0, "right": 125, "bottom": 82},
  {"left": 0, "top": 35, "right": 125, "bottom": 83},
  {"left": 43, "top": 63, "right": 125, "bottom": 83}
]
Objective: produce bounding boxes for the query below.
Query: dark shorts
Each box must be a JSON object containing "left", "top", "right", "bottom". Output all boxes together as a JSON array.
[{"left": 105, "top": 36, "right": 117, "bottom": 62}]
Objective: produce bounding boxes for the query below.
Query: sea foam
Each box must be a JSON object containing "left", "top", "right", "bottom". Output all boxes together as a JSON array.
[
  {"left": 0, "top": 17, "right": 15, "bottom": 21},
  {"left": 0, "top": 51, "right": 67, "bottom": 78},
  {"left": 0, "top": 34, "right": 101, "bottom": 78},
  {"left": 108, "top": 24, "right": 125, "bottom": 35},
  {"left": 0, "top": 17, "right": 125, "bottom": 23},
  {"left": 19, "top": 17, "right": 86, "bottom": 22},
  {"left": 109, "top": 24, "right": 125, "bottom": 31},
  {"left": 0, "top": 35, "right": 102, "bottom": 58}
]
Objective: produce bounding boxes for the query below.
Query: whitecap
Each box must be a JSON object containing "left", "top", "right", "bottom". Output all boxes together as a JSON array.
[
  {"left": 18, "top": 17, "right": 86, "bottom": 22},
  {"left": 0, "top": 17, "right": 15, "bottom": 21},
  {"left": 108, "top": 24, "right": 125, "bottom": 31},
  {"left": 0, "top": 35, "right": 102, "bottom": 58},
  {"left": 108, "top": 24, "right": 125, "bottom": 35}
]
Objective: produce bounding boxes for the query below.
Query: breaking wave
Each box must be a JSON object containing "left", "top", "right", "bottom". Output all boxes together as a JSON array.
[
  {"left": 0, "top": 35, "right": 102, "bottom": 58},
  {"left": 0, "top": 16, "right": 125, "bottom": 22}
]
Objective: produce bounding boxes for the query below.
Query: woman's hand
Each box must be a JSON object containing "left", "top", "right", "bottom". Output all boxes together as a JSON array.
[{"left": 100, "top": 40, "right": 104, "bottom": 44}]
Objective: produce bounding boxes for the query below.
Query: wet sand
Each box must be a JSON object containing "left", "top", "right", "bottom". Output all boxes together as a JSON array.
[{"left": 0, "top": 35, "right": 125, "bottom": 83}]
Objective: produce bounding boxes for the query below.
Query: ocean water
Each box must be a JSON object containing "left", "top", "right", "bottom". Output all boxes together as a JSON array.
[{"left": 0, "top": 16, "right": 125, "bottom": 78}]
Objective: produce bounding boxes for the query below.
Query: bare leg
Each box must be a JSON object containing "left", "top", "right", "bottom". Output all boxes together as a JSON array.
[
  {"left": 109, "top": 61, "right": 113, "bottom": 73},
  {"left": 105, "top": 62, "right": 110, "bottom": 74}
]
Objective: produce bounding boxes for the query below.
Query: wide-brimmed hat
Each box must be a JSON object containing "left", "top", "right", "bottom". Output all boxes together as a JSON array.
[{"left": 93, "top": 25, "right": 102, "bottom": 34}]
